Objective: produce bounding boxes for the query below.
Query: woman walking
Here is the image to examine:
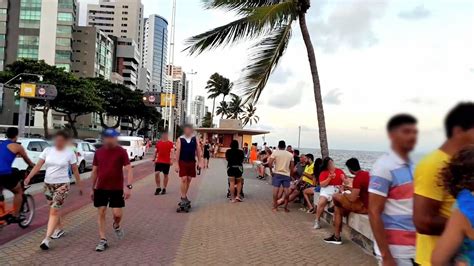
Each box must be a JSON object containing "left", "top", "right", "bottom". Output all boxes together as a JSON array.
[
  {"left": 225, "top": 140, "right": 245, "bottom": 203},
  {"left": 25, "top": 131, "right": 83, "bottom": 250}
]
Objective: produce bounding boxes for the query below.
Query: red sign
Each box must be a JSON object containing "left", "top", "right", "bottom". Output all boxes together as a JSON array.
[
  {"left": 149, "top": 95, "right": 156, "bottom": 102},
  {"left": 38, "top": 88, "right": 46, "bottom": 95}
]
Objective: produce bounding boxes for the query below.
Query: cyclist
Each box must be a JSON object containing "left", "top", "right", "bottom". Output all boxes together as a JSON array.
[{"left": 0, "top": 127, "right": 35, "bottom": 223}]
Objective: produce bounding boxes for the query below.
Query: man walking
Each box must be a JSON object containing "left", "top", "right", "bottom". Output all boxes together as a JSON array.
[
  {"left": 268, "top": 140, "right": 294, "bottom": 212},
  {"left": 368, "top": 114, "right": 418, "bottom": 266},
  {"left": 153, "top": 131, "right": 174, "bottom": 195},
  {"left": 91, "top": 129, "right": 133, "bottom": 252},
  {"left": 174, "top": 124, "right": 203, "bottom": 206},
  {"left": 413, "top": 102, "right": 474, "bottom": 266}
]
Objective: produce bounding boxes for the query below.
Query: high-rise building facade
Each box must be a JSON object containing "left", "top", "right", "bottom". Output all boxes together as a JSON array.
[
  {"left": 0, "top": 0, "right": 77, "bottom": 127},
  {"left": 113, "top": 37, "right": 140, "bottom": 90},
  {"left": 190, "top": 95, "right": 205, "bottom": 127},
  {"left": 87, "top": 0, "right": 144, "bottom": 52},
  {"left": 72, "top": 26, "right": 114, "bottom": 80},
  {"left": 142, "top": 14, "right": 167, "bottom": 91}
]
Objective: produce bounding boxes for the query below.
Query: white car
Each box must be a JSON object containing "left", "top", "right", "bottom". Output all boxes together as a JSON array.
[
  {"left": 0, "top": 138, "right": 50, "bottom": 172},
  {"left": 74, "top": 141, "right": 96, "bottom": 173},
  {"left": 118, "top": 136, "right": 145, "bottom": 161}
]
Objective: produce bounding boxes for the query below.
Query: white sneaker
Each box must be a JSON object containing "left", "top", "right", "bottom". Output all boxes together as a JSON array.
[
  {"left": 40, "top": 238, "right": 50, "bottom": 250},
  {"left": 313, "top": 220, "right": 321, "bottom": 229},
  {"left": 51, "top": 229, "right": 65, "bottom": 239}
]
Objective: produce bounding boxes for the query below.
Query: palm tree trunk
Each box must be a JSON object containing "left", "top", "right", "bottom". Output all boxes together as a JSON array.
[
  {"left": 211, "top": 98, "right": 216, "bottom": 127},
  {"left": 298, "top": 11, "right": 329, "bottom": 158},
  {"left": 42, "top": 103, "right": 50, "bottom": 139}
]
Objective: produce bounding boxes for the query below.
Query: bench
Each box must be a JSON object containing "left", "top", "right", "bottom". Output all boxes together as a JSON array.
[{"left": 321, "top": 210, "right": 375, "bottom": 253}]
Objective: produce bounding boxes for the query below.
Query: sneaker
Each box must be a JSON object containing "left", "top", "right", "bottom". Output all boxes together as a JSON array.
[
  {"left": 313, "top": 220, "right": 321, "bottom": 229},
  {"left": 161, "top": 188, "right": 167, "bottom": 195},
  {"left": 306, "top": 208, "right": 315, "bottom": 214},
  {"left": 324, "top": 234, "right": 342, "bottom": 245},
  {"left": 95, "top": 239, "right": 108, "bottom": 252},
  {"left": 298, "top": 207, "right": 308, "bottom": 212},
  {"left": 327, "top": 206, "right": 335, "bottom": 213},
  {"left": 114, "top": 225, "right": 125, "bottom": 240},
  {"left": 40, "top": 238, "right": 50, "bottom": 250},
  {"left": 154, "top": 187, "right": 162, "bottom": 195},
  {"left": 51, "top": 229, "right": 65, "bottom": 239}
]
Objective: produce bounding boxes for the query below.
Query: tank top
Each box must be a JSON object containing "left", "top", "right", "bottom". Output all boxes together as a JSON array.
[
  {"left": 456, "top": 189, "right": 474, "bottom": 264},
  {"left": 179, "top": 136, "right": 197, "bottom": 162},
  {"left": 0, "top": 139, "right": 16, "bottom": 175}
]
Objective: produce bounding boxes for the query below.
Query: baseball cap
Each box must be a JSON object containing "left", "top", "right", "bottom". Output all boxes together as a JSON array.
[{"left": 102, "top": 128, "right": 120, "bottom": 138}]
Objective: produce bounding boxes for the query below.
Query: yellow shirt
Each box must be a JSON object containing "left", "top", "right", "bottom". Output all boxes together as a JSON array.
[
  {"left": 414, "top": 150, "right": 453, "bottom": 266},
  {"left": 302, "top": 163, "right": 315, "bottom": 185}
]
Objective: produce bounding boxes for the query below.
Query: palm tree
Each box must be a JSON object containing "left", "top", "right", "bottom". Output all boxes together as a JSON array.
[
  {"left": 227, "top": 94, "right": 244, "bottom": 119},
  {"left": 205, "top": 73, "right": 234, "bottom": 126},
  {"left": 216, "top": 101, "right": 230, "bottom": 119},
  {"left": 242, "top": 103, "right": 260, "bottom": 126},
  {"left": 184, "top": 0, "right": 329, "bottom": 157}
]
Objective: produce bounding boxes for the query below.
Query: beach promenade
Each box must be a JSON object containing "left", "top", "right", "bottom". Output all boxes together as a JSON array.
[{"left": 0, "top": 158, "right": 376, "bottom": 265}]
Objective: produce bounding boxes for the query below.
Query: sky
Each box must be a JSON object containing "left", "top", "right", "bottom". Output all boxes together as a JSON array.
[{"left": 78, "top": 0, "right": 474, "bottom": 153}]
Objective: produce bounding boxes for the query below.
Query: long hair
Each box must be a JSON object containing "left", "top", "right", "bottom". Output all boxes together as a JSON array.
[
  {"left": 441, "top": 146, "right": 474, "bottom": 198},
  {"left": 320, "top": 157, "right": 333, "bottom": 172},
  {"left": 230, "top": 140, "right": 239, "bottom": 149}
]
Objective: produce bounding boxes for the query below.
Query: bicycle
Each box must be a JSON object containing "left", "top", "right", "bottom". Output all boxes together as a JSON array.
[{"left": 0, "top": 170, "right": 35, "bottom": 230}]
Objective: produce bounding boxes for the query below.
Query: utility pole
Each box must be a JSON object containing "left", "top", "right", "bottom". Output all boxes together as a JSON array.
[
  {"left": 297, "top": 126, "right": 301, "bottom": 150},
  {"left": 167, "top": 0, "right": 177, "bottom": 140}
]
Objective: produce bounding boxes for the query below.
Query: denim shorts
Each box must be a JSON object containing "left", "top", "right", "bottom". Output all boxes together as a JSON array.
[{"left": 272, "top": 174, "right": 291, "bottom": 188}]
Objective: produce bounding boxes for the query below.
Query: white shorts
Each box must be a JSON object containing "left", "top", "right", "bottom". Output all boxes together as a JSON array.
[{"left": 319, "top": 185, "right": 339, "bottom": 201}]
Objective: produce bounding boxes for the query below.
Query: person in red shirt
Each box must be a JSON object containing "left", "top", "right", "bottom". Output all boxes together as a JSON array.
[
  {"left": 313, "top": 157, "right": 346, "bottom": 229},
  {"left": 90, "top": 128, "right": 133, "bottom": 252},
  {"left": 153, "top": 132, "right": 174, "bottom": 195},
  {"left": 324, "top": 158, "right": 370, "bottom": 245}
]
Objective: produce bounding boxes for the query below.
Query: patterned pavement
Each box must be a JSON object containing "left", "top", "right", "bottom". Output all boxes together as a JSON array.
[{"left": 0, "top": 159, "right": 376, "bottom": 265}]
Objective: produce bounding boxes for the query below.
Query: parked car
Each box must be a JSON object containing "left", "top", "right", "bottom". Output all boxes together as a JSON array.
[
  {"left": 74, "top": 141, "right": 96, "bottom": 173},
  {"left": 118, "top": 136, "right": 145, "bottom": 161},
  {"left": 84, "top": 138, "right": 101, "bottom": 145},
  {"left": 0, "top": 138, "right": 50, "bottom": 183}
]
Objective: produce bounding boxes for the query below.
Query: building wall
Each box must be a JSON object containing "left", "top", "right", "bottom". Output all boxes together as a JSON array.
[
  {"left": 142, "top": 15, "right": 167, "bottom": 91},
  {"left": 38, "top": 0, "right": 58, "bottom": 65}
]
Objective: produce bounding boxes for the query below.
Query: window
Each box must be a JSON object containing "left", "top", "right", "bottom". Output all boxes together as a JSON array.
[
  {"left": 56, "top": 38, "right": 71, "bottom": 47},
  {"left": 0, "top": 22, "right": 6, "bottom": 28},
  {"left": 122, "top": 5, "right": 128, "bottom": 8},
  {"left": 55, "top": 64, "right": 70, "bottom": 72},
  {"left": 0, "top": 9, "right": 7, "bottom": 15},
  {"left": 122, "top": 17, "right": 128, "bottom": 21},
  {"left": 121, "top": 23, "right": 127, "bottom": 26},
  {"left": 58, "top": 0, "right": 74, "bottom": 9},
  {"left": 18, "top": 48, "right": 38, "bottom": 59},
  {"left": 57, "top": 25, "right": 72, "bottom": 35},
  {"left": 55, "top": 50, "right": 71, "bottom": 61},
  {"left": 57, "top": 12, "right": 74, "bottom": 22},
  {"left": 19, "top": 35, "right": 39, "bottom": 46},
  {"left": 27, "top": 141, "right": 43, "bottom": 152},
  {"left": 122, "top": 11, "right": 128, "bottom": 15},
  {"left": 0, "top": 34, "right": 5, "bottom": 41},
  {"left": 121, "top": 30, "right": 127, "bottom": 33}
]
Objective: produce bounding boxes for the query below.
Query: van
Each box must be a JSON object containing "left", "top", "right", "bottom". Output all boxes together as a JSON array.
[{"left": 118, "top": 136, "right": 145, "bottom": 161}]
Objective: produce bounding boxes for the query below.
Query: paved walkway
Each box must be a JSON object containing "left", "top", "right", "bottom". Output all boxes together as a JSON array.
[{"left": 0, "top": 159, "right": 376, "bottom": 265}]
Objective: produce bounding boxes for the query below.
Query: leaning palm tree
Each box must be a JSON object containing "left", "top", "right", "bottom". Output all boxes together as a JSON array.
[
  {"left": 216, "top": 100, "right": 230, "bottom": 119},
  {"left": 184, "top": 0, "right": 329, "bottom": 157},
  {"left": 242, "top": 103, "right": 260, "bottom": 126},
  {"left": 227, "top": 94, "right": 244, "bottom": 119}
]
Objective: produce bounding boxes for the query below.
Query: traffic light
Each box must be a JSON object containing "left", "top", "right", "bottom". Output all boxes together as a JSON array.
[{"left": 143, "top": 91, "right": 160, "bottom": 107}]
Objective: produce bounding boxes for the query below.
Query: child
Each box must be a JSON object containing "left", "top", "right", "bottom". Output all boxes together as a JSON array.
[{"left": 432, "top": 146, "right": 474, "bottom": 266}]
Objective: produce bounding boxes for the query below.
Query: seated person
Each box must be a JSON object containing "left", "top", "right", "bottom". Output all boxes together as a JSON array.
[
  {"left": 301, "top": 154, "right": 317, "bottom": 213},
  {"left": 313, "top": 157, "right": 346, "bottom": 229},
  {"left": 323, "top": 158, "right": 369, "bottom": 244},
  {"left": 277, "top": 154, "right": 307, "bottom": 206}
]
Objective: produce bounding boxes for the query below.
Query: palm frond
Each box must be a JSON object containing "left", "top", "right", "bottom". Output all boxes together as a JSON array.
[
  {"left": 203, "top": 0, "right": 279, "bottom": 12},
  {"left": 184, "top": 1, "right": 296, "bottom": 55},
  {"left": 240, "top": 23, "right": 292, "bottom": 104}
]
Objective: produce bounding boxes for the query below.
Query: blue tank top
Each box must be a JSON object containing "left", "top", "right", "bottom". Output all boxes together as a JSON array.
[
  {"left": 456, "top": 189, "right": 474, "bottom": 265},
  {"left": 179, "top": 136, "right": 197, "bottom": 162},
  {"left": 0, "top": 139, "right": 16, "bottom": 175}
]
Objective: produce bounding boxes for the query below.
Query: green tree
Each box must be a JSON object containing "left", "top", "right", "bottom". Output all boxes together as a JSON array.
[
  {"left": 227, "top": 94, "right": 244, "bottom": 119},
  {"left": 184, "top": 0, "right": 329, "bottom": 157},
  {"left": 242, "top": 103, "right": 259, "bottom": 126},
  {"left": 216, "top": 100, "right": 230, "bottom": 119},
  {"left": 202, "top": 111, "right": 213, "bottom": 128},
  {"left": 205, "top": 72, "right": 233, "bottom": 125},
  {"left": 52, "top": 78, "right": 103, "bottom": 138}
]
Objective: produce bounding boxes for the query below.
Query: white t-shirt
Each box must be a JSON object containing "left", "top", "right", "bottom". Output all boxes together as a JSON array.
[{"left": 39, "top": 147, "right": 77, "bottom": 184}]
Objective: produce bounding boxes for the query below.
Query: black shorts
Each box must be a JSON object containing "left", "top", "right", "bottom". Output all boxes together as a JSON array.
[
  {"left": 155, "top": 163, "right": 171, "bottom": 175},
  {"left": 227, "top": 166, "right": 243, "bottom": 178},
  {"left": 0, "top": 172, "right": 21, "bottom": 190},
  {"left": 204, "top": 153, "right": 210, "bottom": 159},
  {"left": 93, "top": 189, "right": 125, "bottom": 208}
]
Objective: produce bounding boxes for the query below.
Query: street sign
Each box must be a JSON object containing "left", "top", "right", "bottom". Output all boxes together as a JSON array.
[
  {"left": 19, "top": 83, "right": 57, "bottom": 100},
  {"left": 160, "top": 93, "right": 176, "bottom": 107},
  {"left": 143, "top": 91, "right": 161, "bottom": 107}
]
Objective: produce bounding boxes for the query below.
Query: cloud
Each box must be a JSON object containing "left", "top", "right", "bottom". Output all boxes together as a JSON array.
[
  {"left": 269, "top": 67, "right": 293, "bottom": 84},
  {"left": 398, "top": 5, "right": 431, "bottom": 20},
  {"left": 406, "top": 97, "right": 435, "bottom": 105},
  {"left": 310, "top": 0, "right": 389, "bottom": 53},
  {"left": 267, "top": 81, "right": 304, "bottom": 109},
  {"left": 360, "top": 126, "right": 376, "bottom": 131},
  {"left": 323, "top": 88, "right": 343, "bottom": 105}
]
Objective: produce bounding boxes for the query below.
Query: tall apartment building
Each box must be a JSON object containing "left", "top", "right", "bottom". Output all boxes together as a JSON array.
[
  {"left": 72, "top": 26, "right": 114, "bottom": 80},
  {"left": 190, "top": 96, "right": 205, "bottom": 127},
  {"left": 0, "top": 0, "right": 77, "bottom": 128},
  {"left": 142, "top": 14, "right": 168, "bottom": 91},
  {"left": 87, "top": 0, "right": 144, "bottom": 52},
  {"left": 113, "top": 37, "right": 140, "bottom": 90}
]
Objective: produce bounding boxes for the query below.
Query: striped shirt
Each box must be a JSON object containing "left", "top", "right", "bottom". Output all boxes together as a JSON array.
[{"left": 368, "top": 150, "right": 416, "bottom": 259}]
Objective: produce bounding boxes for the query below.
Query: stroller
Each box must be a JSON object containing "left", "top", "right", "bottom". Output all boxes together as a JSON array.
[{"left": 226, "top": 179, "right": 245, "bottom": 199}]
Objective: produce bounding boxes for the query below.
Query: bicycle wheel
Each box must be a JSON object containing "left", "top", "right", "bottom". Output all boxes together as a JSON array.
[{"left": 18, "top": 194, "right": 35, "bottom": 229}]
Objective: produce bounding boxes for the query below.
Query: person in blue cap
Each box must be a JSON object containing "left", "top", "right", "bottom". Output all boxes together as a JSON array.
[{"left": 91, "top": 128, "right": 134, "bottom": 252}]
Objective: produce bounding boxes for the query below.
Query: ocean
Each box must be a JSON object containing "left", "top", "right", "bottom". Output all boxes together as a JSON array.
[{"left": 299, "top": 148, "right": 424, "bottom": 172}]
